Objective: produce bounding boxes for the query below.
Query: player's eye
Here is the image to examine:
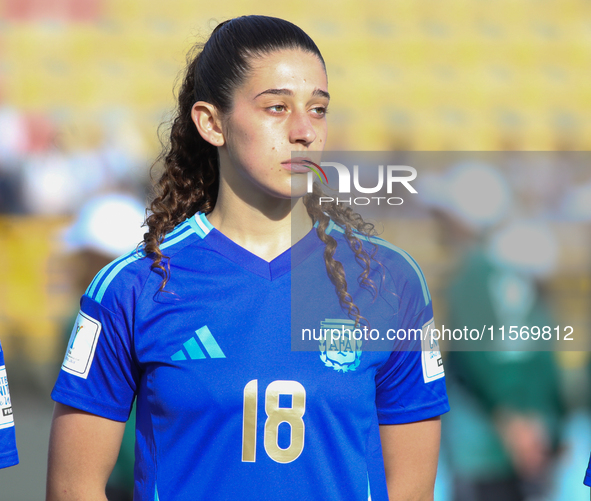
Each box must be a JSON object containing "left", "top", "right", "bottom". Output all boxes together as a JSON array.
[
  {"left": 311, "top": 106, "right": 328, "bottom": 117},
  {"left": 268, "top": 104, "right": 286, "bottom": 113}
]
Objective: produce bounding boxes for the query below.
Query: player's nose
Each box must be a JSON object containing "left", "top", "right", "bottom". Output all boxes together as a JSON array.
[{"left": 289, "top": 110, "right": 316, "bottom": 146}]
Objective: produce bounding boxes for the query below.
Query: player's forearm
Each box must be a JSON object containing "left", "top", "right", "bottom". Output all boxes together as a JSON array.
[
  {"left": 388, "top": 491, "right": 434, "bottom": 501},
  {"left": 46, "top": 437, "right": 111, "bottom": 501},
  {"left": 380, "top": 418, "right": 441, "bottom": 501},
  {"left": 46, "top": 480, "right": 109, "bottom": 501},
  {"left": 385, "top": 480, "right": 435, "bottom": 501},
  {"left": 46, "top": 403, "right": 125, "bottom": 501}
]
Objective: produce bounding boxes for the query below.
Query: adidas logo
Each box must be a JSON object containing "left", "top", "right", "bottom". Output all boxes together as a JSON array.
[{"left": 171, "top": 325, "right": 226, "bottom": 361}]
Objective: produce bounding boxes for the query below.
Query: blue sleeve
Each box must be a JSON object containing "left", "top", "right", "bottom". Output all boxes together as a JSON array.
[
  {"left": 585, "top": 453, "right": 591, "bottom": 487},
  {"left": 374, "top": 255, "right": 449, "bottom": 424},
  {"left": 374, "top": 333, "right": 449, "bottom": 423},
  {"left": 0, "top": 341, "right": 18, "bottom": 468},
  {"left": 51, "top": 295, "right": 139, "bottom": 422}
]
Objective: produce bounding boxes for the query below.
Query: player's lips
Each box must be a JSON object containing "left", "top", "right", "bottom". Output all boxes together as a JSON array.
[{"left": 281, "top": 157, "right": 317, "bottom": 173}]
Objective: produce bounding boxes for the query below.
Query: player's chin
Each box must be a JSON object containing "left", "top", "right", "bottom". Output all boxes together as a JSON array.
[{"left": 289, "top": 175, "right": 310, "bottom": 199}]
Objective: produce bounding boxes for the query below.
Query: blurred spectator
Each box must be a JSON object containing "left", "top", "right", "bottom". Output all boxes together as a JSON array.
[
  {"left": 0, "top": 107, "right": 28, "bottom": 213},
  {"left": 444, "top": 222, "right": 564, "bottom": 501},
  {"left": 420, "top": 162, "right": 565, "bottom": 501},
  {"left": 0, "top": 105, "right": 149, "bottom": 216}
]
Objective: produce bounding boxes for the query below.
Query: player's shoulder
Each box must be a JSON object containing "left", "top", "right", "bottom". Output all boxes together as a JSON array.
[
  {"left": 84, "top": 215, "right": 208, "bottom": 309},
  {"left": 327, "top": 220, "right": 431, "bottom": 305}
]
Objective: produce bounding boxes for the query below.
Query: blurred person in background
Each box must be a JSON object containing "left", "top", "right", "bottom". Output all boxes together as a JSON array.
[
  {"left": 0, "top": 340, "right": 19, "bottom": 469},
  {"left": 420, "top": 162, "right": 564, "bottom": 501},
  {"left": 0, "top": 107, "right": 28, "bottom": 213},
  {"left": 59, "top": 192, "right": 146, "bottom": 501},
  {"left": 445, "top": 220, "right": 563, "bottom": 501},
  {"left": 20, "top": 117, "right": 148, "bottom": 217}
]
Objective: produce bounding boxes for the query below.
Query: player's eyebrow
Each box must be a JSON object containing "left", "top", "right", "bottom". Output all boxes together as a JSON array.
[{"left": 254, "top": 88, "right": 330, "bottom": 100}]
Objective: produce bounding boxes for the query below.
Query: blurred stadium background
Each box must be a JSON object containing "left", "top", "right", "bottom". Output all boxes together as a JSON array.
[{"left": 0, "top": 0, "right": 591, "bottom": 499}]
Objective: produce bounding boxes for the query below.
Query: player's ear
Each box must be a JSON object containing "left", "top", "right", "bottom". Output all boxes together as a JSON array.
[{"left": 191, "top": 101, "right": 225, "bottom": 147}]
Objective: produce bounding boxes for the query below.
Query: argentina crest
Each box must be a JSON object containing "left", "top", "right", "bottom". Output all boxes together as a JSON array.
[{"left": 318, "top": 319, "right": 362, "bottom": 373}]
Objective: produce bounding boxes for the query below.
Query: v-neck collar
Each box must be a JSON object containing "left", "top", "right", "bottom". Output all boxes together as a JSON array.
[{"left": 188, "top": 212, "right": 321, "bottom": 281}]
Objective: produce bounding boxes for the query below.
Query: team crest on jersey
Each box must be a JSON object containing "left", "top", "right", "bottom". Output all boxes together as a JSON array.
[{"left": 318, "top": 319, "right": 362, "bottom": 373}]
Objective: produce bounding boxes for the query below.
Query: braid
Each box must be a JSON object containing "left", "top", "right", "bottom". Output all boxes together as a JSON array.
[{"left": 303, "top": 184, "right": 379, "bottom": 327}]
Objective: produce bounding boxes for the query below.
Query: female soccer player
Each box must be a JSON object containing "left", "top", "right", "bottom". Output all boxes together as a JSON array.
[{"left": 47, "top": 15, "right": 448, "bottom": 501}]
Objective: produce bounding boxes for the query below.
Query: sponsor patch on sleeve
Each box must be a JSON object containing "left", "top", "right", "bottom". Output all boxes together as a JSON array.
[
  {"left": 421, "top": 319, "right": 445, "bottom": 383},
  {"left": 62, "top": 311, "right": 102, "bottom": 379},
  {"left": 0, "top": 365, "right": 15, "bottom": 429}
]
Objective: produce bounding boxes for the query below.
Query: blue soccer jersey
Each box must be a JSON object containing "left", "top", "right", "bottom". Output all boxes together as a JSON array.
[
  {"left": 52, "top": 212, "right": 449, "bottom": 501},
  {"left": 0, "top": 340, "right": 18, "bottom": 469},
  {"left": 585, "top": 453, "right": 591, "bottom": 487}
]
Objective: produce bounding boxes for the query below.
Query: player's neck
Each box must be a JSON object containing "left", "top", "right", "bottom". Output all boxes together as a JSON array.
[{"left": 207, "top": 197, "right": 312, "bottom": 262}]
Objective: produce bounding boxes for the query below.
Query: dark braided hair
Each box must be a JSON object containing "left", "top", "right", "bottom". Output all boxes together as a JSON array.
[{"left": 145, "top": 15, "right": 378, "bottom": 325}]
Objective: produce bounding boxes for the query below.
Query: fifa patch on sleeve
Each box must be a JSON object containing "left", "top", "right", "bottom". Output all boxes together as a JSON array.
[
  {"left": 0, "top": 365, "right": 14, "bottom": 429},
  {"left": 420, "top": 319, "right": 445, "bottom": 383},
  {"left": 62, "top": 311, "right": 102, "bottom": 379}
]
